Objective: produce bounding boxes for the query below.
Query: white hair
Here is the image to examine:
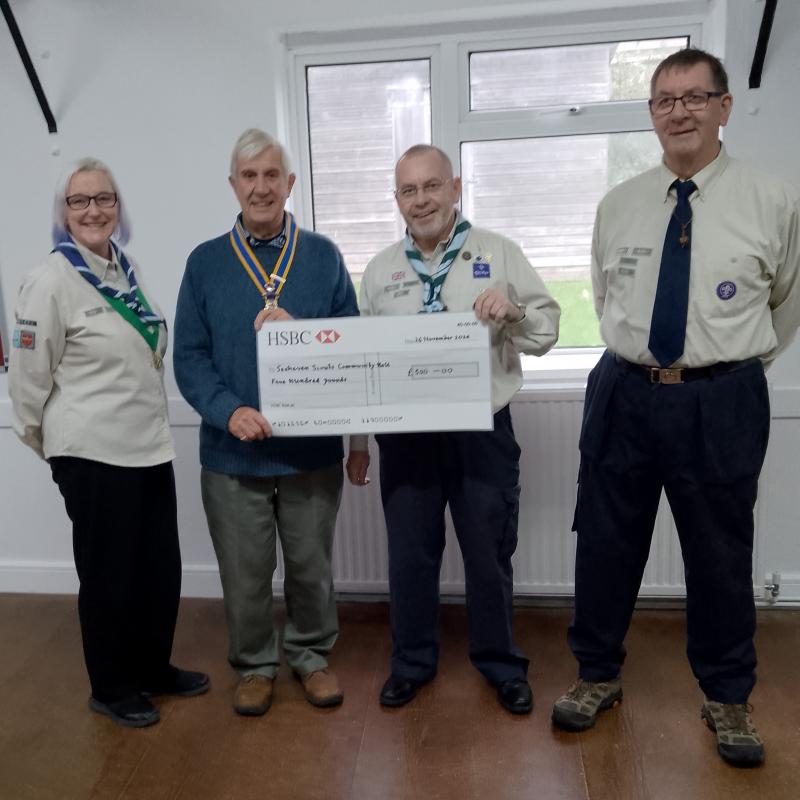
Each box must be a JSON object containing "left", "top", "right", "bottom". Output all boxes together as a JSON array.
[
  {"left": 51, "top": 158, "right": 132, "bottom": 247},
  {"left": 229, "top": 128, "right": 292, "bottom": 176}
]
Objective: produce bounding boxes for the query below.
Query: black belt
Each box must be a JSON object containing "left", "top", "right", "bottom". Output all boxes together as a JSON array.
[{"left": 614, "top": 355, "right": 759, "bottom": 385}]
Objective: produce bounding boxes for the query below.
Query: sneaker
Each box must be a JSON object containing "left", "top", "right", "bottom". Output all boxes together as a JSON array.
[
  {"left": 233, "top": 674, "right": 274, "bottom": 716},
  {"left": 551, "top": 678, "right": 623, "bottom": 731},
  {"left": 298, "top": 668, "right": 344, "bottom": 708},
  {"left": 701, "top": 701, "right": 764, "bottom": 767}
]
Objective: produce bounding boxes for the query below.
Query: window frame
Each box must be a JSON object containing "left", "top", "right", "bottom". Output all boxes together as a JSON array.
[
  {"left": 287, "top": 17, "right": 706, "bottom": 385},
  {"left": 289, "top": 44, "right": 443, "bottom": 234}
]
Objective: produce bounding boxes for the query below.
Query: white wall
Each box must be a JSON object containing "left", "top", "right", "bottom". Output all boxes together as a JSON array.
[
  {"left": 722, "top": 0, "right": 800, "bottom": 602},
  {"left": 1, "top": 0, "right": 799, "bottom": 602},
  {"left": 724, "top": 0, "right": 800, "bottom": 389}
]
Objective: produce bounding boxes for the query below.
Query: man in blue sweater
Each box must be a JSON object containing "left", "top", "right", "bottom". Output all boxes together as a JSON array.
[{"left": 174, "top": 128, "right": 359, "bottom": 715}]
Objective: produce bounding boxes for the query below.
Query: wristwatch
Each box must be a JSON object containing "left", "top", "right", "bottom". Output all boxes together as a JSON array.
[{"left": 514, "top": 302, "right": 527, "bottom": 321}]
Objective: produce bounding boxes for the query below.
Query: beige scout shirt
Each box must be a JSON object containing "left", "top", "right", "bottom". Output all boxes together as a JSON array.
[
  {"left": 358, "top": 224, "right": 560, "bottom": 412},
  {"left": 593, "top": 145, "right": 800, "bottom": 368},
  {"left": 9, "top": 244, "right": 174, "bottom": 466}
]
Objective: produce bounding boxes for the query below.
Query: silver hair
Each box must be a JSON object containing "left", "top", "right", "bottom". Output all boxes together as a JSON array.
[
  {"left": 229, "top": 128, "right": 292, "bottom": 176},
  {"left": 51, "top": 157, "right": 132, "bottom": 247}
]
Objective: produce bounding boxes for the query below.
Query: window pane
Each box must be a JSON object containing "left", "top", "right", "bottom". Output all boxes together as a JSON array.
[
  {"left": 470, "top": 37, "right": 688, "bottom": 111},
  {"left": 461, "top": 132, "right": 662, "bottom": 347},
  {"left": 307, "top": 60, "right": 431, "bottom": 275}
]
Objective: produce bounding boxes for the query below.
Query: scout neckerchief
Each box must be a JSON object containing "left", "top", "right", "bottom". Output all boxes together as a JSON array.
[
  {"left": 405, "top": 213, "right": 471, "bottom": 313},
  {"left": 230, "top": 212, "right": 299, "bottom": 309},
  {"left": 54, "top": 236, "right": 164, "bottom": 363}
]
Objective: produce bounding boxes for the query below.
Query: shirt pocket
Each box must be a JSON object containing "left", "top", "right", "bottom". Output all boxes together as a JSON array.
[
  {"left": 695, "top": 254, "right": 767, "bottom": 319},
  {"left": 604, "top": 254, "right": 640, "bottom": 303},
  {"left": 375, "top": 280, "right": 421, "bottom": 314}
]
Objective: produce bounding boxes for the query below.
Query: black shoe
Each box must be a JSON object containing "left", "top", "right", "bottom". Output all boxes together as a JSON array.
[
  {"left": 89, "top": 694, "right": 160, "bottom": 728},
  {"left": 497, "top": 678, "right": 533, "bottom": 715},
  {"left": 143, "top": 667, "right": 210, "bottom": 697},
  {"left": 379, "top": 675, "right": 419, "bottom": 708}
]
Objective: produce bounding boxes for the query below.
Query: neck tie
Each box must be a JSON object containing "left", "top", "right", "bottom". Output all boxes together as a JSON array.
[{"left": 648, "top": 179, "right": 697, "bottom": 367}]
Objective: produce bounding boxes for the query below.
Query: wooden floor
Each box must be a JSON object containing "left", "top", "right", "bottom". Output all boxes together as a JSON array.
[{"left": 0, "top": 596, "right": 798, "bottom": 800}]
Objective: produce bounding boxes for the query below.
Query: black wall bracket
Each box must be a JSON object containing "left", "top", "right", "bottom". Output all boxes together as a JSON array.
[
  {"left": 1, "top": 0, "right": 57, "bottom": 133},
  {"left": 749, "top": 0, "right": 778, "bottom": 89}
]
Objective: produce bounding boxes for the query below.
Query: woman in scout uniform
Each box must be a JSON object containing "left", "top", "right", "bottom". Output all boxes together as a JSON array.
[{"left": 9, "top": 158, "right": 208, "bottom": 728}]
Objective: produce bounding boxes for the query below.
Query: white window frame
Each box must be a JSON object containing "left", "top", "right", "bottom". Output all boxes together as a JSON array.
[
  {"left": 285, "top": 12, "right": 709, "bottom": 387},
  {"left": 458, "top": 28, "right": 697, "bottom": 134}
]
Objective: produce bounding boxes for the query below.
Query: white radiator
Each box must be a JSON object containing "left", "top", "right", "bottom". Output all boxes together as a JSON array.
[
  {"left": 0, "top": 388, "right": 772, "bottom": 599},
  {"left": 275, "top": 391, "right": 694, "bottom": 598}
]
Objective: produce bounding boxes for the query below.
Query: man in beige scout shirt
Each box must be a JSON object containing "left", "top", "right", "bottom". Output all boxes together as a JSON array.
[
  {"left": 552, "top": 48, "right": 800, "bottom": 768},
  {"left": 347, "top": 144, "right": 560, "bottom": 715}
]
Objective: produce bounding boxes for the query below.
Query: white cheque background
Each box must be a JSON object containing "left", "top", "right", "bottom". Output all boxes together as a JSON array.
[{"left": 257, "top": 312, "right": 493, "bottom": 436}]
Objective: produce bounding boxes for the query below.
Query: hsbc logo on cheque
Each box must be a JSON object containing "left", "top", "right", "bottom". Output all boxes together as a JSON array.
[{"left": 265, "top": 329, "right": 342, "bottom": 346}]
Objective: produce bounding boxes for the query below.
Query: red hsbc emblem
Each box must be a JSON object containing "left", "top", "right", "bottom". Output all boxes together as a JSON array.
[
  {"left": 391, "top": 271, "right": 405, "bottom": 281},
  {"left": 316, "top": 330, "right": 340, "bottom": 343}
]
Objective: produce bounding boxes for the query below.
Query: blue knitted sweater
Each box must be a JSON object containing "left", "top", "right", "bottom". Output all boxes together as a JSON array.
[{"left": 174, "top": 225, "right": 359, "bottom": 476}]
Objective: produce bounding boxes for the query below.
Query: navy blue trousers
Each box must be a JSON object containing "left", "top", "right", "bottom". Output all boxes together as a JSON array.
[
  {"left": 376, "top": 406, "right": 529, "bottom": 686},
  {"left": 569, "top": 352, "right": 769, "bottom": 703}
]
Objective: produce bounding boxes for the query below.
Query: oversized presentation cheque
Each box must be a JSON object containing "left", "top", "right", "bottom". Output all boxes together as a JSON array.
[{"left": 257, "top": 311, "right": 493, "bottom": 436}]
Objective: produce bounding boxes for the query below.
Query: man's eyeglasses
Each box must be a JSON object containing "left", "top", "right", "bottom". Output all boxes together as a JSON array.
[
  {"left": 648, "top": 91, "right": 725, "bottom": 117},
  {"left": 65, "top": 192, "right": 118, "bottom": 210},
  {"left": 394, "top": 179, "right": 452, "bottom": 202}
]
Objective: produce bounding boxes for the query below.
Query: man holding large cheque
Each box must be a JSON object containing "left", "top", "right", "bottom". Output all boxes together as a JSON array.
[
  {"left": 174, "top": 129, "right": 358, "bottom": 716},
  {"left": 347, "top": 144, "right": 560, "bottom": 713}
]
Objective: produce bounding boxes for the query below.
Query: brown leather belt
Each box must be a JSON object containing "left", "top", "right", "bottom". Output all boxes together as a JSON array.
[{"left": 614, "top": 355, "right": 759, "bottom": 385}]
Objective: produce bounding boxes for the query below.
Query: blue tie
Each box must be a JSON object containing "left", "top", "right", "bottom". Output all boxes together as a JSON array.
[{"left": 648, "top": 179, "right": 697, "bottom": 367}]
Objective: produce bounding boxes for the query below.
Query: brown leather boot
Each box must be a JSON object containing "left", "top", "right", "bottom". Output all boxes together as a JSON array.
[{"left": 233, "top": 675, "right": 274, "bottom": 716}]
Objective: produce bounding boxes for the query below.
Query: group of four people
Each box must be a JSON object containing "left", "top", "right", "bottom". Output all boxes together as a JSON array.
[{"left": 8, "top": 49, "right": 800, "bottom": 768}]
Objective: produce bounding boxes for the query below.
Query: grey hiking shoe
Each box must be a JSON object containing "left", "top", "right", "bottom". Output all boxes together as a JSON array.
[
  {"left": 551, "top": 678, "right": 623, "bottom": 731},
  {"left": 701, "top": 701, "right": 764, "bottom": 767}
]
